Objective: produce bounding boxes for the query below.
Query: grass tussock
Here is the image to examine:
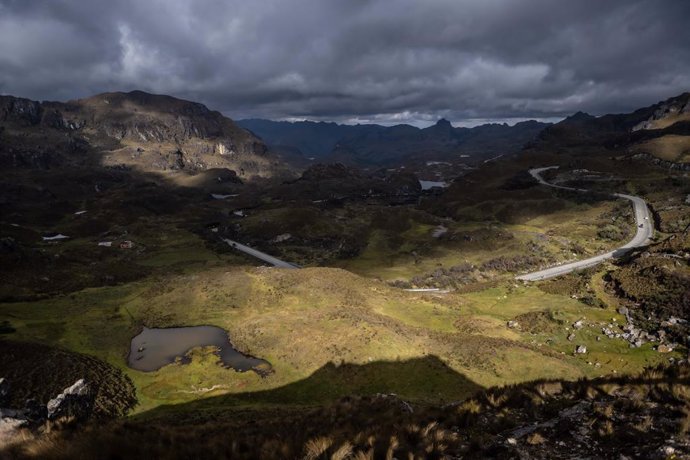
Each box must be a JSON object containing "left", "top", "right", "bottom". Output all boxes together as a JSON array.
[{"left": 5, "top": 364, "right": 690, "bottom": 459}]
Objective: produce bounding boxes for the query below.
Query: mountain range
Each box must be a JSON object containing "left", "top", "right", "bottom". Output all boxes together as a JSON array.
[{"left": 238, "top": 117, "right": 550, "bottom": 166}]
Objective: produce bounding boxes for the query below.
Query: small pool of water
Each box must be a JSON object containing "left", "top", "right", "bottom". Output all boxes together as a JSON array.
[
  {"left": 128, "top": 326, "right": 271, "bottom": 375},
  {"left": 419, "top": 180, "right": 449, "bottom": 190}
]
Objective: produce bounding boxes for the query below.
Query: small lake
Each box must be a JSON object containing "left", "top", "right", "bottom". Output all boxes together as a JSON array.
[
  {"left": 419, "top": 180, "right": 449, "bottom": 190},
  {"left": 128, "top": 326, "right": 271, "bottom": 375}
]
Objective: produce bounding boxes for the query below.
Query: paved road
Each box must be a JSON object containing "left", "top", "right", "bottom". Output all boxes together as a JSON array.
[
  {"left": 222, "top": 238, "right": 300, "bottom": 269},
  {"left": 516, "top": 167, "right": 653, "bottom": 281}
]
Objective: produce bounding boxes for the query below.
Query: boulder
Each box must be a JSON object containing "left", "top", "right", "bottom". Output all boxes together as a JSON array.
[
  {"left": 575, "top": 345, "right": 587, "bottom": 354},
  {"left": 46, "top": 379, "right": 93, "bottom": 421},
  {"left": 657, "top": 344, "right": 674, "bottom": 354}
]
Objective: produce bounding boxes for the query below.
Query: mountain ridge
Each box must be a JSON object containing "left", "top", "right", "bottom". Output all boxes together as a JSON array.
[
  {"left": 238, "top": 117, "right": 551, "bottom": 166},
  {"left": 0, "top": 90, "right": 285, "bottom": 180}
]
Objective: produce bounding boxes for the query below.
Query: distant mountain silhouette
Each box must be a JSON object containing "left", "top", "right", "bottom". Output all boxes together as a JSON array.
[{"left": 239, "top": 117, "right": 551, "bottom": 166}]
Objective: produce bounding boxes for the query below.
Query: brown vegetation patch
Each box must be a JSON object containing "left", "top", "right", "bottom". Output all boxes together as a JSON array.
[{"left": 0, "top": 340, "right": 136, "bottom": 418}]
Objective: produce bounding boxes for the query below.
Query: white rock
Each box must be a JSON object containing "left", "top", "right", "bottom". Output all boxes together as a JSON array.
[{"left": 271, "top": 233, "right": 292, "bottom": 243}]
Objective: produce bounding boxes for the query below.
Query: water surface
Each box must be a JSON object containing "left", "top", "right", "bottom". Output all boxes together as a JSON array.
[{"left": 128, "top": 326, "right": 271, "bottom": 375}]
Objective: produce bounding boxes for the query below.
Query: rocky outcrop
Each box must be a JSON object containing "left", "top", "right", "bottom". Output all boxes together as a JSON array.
[
  {"left": 0, "top": 91, "right": 279, "bottom": 176},
  {"left": 46, "top": 378, "right": 92, "bottom": 421},
  {"left": 73, "top": 91, "right": 267, "bottom": 157},
  {"left": 630, "top": 152, "right": 690, "bottom": 170},
  {"left": 0, "top": 96, "right": 42, "bottom": 125},
  {"left": 0, "top": 378, "right": 93, "bottom": 445},
  {"left": 632, "top": 92, "right": 690, "bottom": 131}
]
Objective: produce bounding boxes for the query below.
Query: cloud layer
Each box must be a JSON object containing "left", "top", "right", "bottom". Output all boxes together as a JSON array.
[{"left": 1, "top": 0, "right": 689, "bottom": 125}]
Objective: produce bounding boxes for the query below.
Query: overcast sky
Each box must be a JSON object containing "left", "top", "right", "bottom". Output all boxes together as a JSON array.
[{"left": 1, "top": 0, "right": 689, "bottom": 127}]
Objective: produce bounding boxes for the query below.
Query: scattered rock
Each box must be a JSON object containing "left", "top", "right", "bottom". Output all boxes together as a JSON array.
[
  {"left": 271, "top": 233, "right": 292, "bottom": 243},
  {"left": 431, "top": 225, "right": 448, "bottom": 238},
  {"left": 663, "top": 446, "right": 675, "bottom": 456},
  {"left": 658, "top": 344, "right": 674, "bottom": 353},
  {"left": 617, "top": 307, "right": 629, "bottom": 316}
]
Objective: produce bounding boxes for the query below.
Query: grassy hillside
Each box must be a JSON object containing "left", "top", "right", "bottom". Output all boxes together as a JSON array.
[{"left": 0, "top": 263, "right": 674, "bottom": 414}]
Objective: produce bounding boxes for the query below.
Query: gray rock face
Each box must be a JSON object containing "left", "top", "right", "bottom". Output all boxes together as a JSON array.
[
  {"left": 0, "top": 96, "right": 42, "bottom": 125},
  {"left": 46, "top": 379, "right": 92, "bottom": 421}
]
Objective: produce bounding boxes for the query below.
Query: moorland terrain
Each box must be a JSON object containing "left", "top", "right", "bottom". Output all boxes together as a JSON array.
[{"left": 1, "top": 90, "right": 690, "bottom": 458}]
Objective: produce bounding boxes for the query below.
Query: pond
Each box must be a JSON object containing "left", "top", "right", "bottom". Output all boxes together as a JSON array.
[
  {"left": 128, "top": 326, "right": 271, "bottom": 376},
  {"left": 419, "top": 180, "right": 449, "bottom": 190}
]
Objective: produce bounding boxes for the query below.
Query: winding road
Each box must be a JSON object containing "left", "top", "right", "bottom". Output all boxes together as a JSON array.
[
  {"left": 221, "top": 167, "right": 651, "bottom": 279},
  {"left": 221, "top": 238, "right": 300, "bottom": 269},
  {"left": 515, "top": 167, "right": 653, "bottom": 281}
]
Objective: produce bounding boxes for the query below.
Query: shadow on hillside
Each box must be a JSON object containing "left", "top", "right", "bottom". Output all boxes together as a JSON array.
[
  {"left": 0, "top": 156, "right": 267, "bottom": 300},
  {"left": 135, "top": 355, "right": 484, "bottom": 421}
]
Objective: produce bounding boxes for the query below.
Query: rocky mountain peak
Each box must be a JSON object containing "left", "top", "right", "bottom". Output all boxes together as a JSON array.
[
  {"left": 0, "top": 91, "right": 288, "bottom": 178},
  {"left": 632, "top": 92, "right": 690, "bottom": 131},
  {"left": 565, "top": 111, "right": 595, "bottom": 122}
]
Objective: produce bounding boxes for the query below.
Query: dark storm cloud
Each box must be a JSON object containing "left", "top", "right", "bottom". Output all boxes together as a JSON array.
[{"left": 1, "top": 0, "right": 689, "bottom": 125}]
